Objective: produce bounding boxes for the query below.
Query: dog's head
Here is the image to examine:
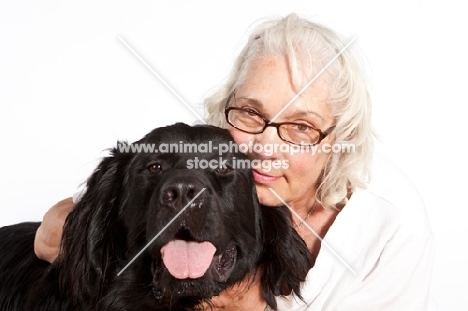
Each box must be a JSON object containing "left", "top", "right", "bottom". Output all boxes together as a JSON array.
[{"left": 56, "top": 123, "right": 312, "bottom": 310}]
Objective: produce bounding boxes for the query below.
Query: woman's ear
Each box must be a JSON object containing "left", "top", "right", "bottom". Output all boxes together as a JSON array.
[{"left": 258, "top": 205, "right": 314, "bottom": 310}]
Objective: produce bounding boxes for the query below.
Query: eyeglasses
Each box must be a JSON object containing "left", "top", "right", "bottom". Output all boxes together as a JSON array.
[{"left": 225, "top": 106, "right": 336, "bottom": 146}]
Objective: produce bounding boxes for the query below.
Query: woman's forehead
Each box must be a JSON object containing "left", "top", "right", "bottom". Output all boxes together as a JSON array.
[{"left": 235, "top": 55, "right": 334, "bottom": 122}]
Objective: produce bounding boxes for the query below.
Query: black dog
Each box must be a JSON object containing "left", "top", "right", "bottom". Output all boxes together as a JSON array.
[{"left": 0, "top": 123, "right": 312, "bottom": 310}]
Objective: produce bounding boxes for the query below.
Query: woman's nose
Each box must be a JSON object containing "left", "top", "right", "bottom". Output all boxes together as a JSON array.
[{"left": 251, "top": 126, "right": 284, "bottom": 157}]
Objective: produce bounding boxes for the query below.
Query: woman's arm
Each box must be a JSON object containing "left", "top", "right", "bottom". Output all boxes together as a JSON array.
[{"left": 34, "top": 197, "right": 74, "bottom": 263}]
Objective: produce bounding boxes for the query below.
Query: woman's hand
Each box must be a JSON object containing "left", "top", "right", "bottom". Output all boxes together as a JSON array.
[
  {"left": 208, "top": 271, "right": 267, "bottom": 311},
  {"left": 34, "top": 197, "right": 74, "bottom": 263}
]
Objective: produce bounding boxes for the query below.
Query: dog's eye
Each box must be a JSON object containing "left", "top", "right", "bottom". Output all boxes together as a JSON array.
[
  {"left": 147, "top": 163, "right": 162, "bottom": 174},
  {"left": 215, "top": 165, "right": 233, "bottom": 175}
]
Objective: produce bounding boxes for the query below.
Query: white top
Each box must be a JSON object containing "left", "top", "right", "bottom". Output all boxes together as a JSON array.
[{"left": 276, "top": 151, "right": 435, "bottom": 311}]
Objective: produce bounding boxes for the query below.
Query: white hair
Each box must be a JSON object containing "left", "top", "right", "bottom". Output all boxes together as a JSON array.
[{"left": 205, "top": 13, "right": 374, "bottom": 209}]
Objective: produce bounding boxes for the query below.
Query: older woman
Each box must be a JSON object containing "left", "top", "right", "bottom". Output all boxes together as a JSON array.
[{"left": 35, "top": 13, "right": 434, "bottom": 310}]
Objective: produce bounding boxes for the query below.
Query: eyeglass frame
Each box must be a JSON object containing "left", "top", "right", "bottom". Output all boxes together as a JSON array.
[{"left": 224, "top": 106, "right": 336, "bottom": 146}]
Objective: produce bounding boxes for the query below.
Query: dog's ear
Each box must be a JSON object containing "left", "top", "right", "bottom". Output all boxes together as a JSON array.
[
  {"left": 259, "top": 205, "right": 314, "bottom": 310},
  {"left": 56, "top": 146, "right": 129, "bottom": 304}
]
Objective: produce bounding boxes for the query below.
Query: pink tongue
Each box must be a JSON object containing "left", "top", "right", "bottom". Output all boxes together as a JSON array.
[{"left": 161, "top": 240, "right": 217, "bottom": 279}]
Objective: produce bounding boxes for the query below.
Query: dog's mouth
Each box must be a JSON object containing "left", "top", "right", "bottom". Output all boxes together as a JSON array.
[{"left": 157, "top": 239, "right": 237, "bottom": 283}]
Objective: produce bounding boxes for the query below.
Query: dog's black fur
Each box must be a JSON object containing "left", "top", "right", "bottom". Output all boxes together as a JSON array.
[{"left": 0, "top": 123, "right": 312, "bottom": 310}]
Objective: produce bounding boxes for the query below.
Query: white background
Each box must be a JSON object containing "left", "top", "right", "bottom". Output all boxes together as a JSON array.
[{"left": 0, "top": 0, "right": 466, "bottom": 309}]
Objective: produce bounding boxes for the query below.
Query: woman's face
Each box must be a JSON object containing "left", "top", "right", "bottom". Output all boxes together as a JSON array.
[{"left": 228, "top": 55, "right": 335, "bottom": 209}]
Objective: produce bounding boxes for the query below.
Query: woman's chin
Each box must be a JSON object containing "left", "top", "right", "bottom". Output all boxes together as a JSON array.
[{"left": 256, "top": 186, "right": 285, "bottom": 207}]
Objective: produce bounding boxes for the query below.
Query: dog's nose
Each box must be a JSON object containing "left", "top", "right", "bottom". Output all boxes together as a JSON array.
[{"left": 160, "top": 180, "right": 205, "bottom": 210}]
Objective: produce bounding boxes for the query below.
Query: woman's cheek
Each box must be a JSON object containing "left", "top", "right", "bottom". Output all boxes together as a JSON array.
[{"left": 228, "top": 128, "right": 250, "bottom": 149}]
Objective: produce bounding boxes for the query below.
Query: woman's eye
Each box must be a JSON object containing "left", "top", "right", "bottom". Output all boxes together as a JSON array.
[
  {"left": 242, "top": 108, "right": 260, "bottom": 117},
  {"left": 294, "top": 124, "right": 311, "bottom": 132},
  {"left": 147, "top": 163, "right": 162, "bottom": 174}
]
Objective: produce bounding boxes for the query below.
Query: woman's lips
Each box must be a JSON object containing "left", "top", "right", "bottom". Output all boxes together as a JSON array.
[{"left": 252, "top": 170, "right": 281, "bottom": 183}]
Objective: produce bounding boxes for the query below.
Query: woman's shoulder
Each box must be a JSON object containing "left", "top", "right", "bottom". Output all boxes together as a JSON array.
[
  {"left": 276, "top": 149, "right": 434, "bottom": 311},
  {"left": 351, "top": 147, "right": 432, "bottom": 233}
]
